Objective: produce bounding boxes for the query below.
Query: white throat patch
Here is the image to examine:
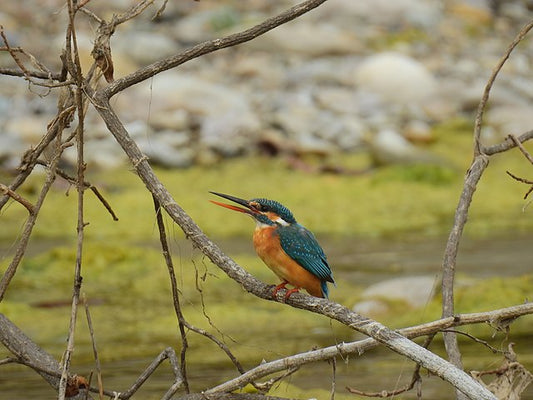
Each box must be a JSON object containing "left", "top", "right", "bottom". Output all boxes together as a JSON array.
[{"left": 274, "top": 217, "right": 290, "bottom": 226}]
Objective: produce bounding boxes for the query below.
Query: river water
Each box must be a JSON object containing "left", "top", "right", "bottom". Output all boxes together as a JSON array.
[{"left": 1, "top": 234, "right": 532, "bottom": 399}]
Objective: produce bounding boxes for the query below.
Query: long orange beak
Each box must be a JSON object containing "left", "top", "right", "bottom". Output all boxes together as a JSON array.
[{"left": 209, "top": 191, "right": 256, "bottom": 215}]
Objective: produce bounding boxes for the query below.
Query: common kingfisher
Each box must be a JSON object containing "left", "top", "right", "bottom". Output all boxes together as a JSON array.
[{"left": 210, "top": 192, "right": 335, "bottom": 299}]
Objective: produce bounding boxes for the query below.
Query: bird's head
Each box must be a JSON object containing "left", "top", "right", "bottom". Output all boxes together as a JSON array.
[{"left": 210, "top": 191, "right": 296, "bottom": 227}]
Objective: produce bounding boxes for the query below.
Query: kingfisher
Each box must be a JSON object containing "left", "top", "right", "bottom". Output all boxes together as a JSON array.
[{"left": 209, "top": 192, "right": 335, "bottom": 299}]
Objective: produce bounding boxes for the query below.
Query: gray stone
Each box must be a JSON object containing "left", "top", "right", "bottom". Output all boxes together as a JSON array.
[
  {"left": 244, "top": 22, "right": 361, "bottom": 56},
  {"left": 354, "top": 52, "right": 438, "bottom": 105},
  {"left": 137, "top": 137, "right": 194, "bottom": 169},
  {"left": 115, "top": 31, "right": 177, "bottom": 65},
  {"left": 360, "top": 276, "right": 437, "bottom": 308}
]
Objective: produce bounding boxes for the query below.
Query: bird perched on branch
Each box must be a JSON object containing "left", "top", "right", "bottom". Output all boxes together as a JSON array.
[{"left": 210, "top": 192, "right": 335, "bottom": 299}]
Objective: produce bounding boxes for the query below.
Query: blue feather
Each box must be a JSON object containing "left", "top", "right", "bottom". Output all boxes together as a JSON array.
[{"left": 277, "top": 224, "right": 335, "bottom": 294}]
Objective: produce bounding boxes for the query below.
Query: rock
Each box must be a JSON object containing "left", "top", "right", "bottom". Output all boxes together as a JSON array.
[
  {"left": 5, "top": 116, "right": 49, "bottom": 144},
  {"left": 149, "top": 109, "right": 190, "bottom": 132},
  {"left": 115, "top": 31, "right": 178, "bottom": 65},
  {"left": 124, "top": 73, "right": 260, "bottom": 157},
  {"left": 245, "top": 23, "right": 362, "bottom": 56},
  {"left": 354, "top": 52, "right": 438, "bottom": 105},
  {"left": 62, "top": 138, "right": 127, "bottom": 170},
  {"left": 172, "top": 6, "right": 242, "bottom": 43},
  {"left": 0, "top": 134, "right": 25, "bottom": 170},
  {"left": 316, "top": 0, "right": 442, "bottom": 29},
  {"left": 285, "top": 57, "right": 360, "bottom": 87},
  {"left": 137, "top": 137, "right": 194, "bottom": 168},
  {"left": 357, "top": 276, "right": 437, "bottom": 309},
  {"left": 352, "top": 299, "right": 389, "bottom": 316},
  {"left": 368, "top": 128, "right": 443, "bottom": 166},
  {"left": 404, "top": 120, "right": 434, "bottom": 143},
  {"left": 487, "top": 104, "right": 533, "bottom": 137}
]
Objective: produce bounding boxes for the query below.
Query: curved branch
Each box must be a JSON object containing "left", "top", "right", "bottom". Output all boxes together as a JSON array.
[
  {"left": 101, "top": 0, "right": 328, "bottom": 97},
  {"left": 441, "top": 19, "right": 533, "bottom": 393},
  {"left": 473, "top": 19, "right": 533, "bottom": 155},
  {"left": 91, "top": 92, "right": 495, "bottom": 400},
  {"left": 205, "top": 302, "right": 533, "bottom": 393}
]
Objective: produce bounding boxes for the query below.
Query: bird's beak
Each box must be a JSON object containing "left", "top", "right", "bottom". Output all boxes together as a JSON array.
[{"left": 209, "top": 191, "right": 256, "bottom": 215}]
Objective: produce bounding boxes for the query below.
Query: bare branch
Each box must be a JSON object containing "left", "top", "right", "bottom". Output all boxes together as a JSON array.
[
  {"left": 442, "top": 20, "right": 533, "bottom": 388},
  {"left": 507, "top": 134, "right": 533, "bottom": 165},
  {"left": 0, "top": 147, "right": 63, "bottom": 302},
  {"left": 0, "top": 183, "right": 35, "bottom": 214},
  {"left": 92, "top": 89, "right": 496, "bottom": 399},
  {"left": 35, "top": 159, "right": 119, "bottom": 221},
  {"left": 83, "top": 296, "right": 104, "bottom": 399},
  {"left": 473, "top": 19, "right": 533, "bottom": 155},
  {"left": 59, "top": 1, "right": 88, "bottom": 397},
  {"left": 0, "top": 99, "right": 76, "bottom": 212},
  {"left": 205, "top": 302, "right": 533, "bottom": 394},
  {"left": 506, "top": 171, "right": 533, "bottom": 200},
  {"left": 346, "top": 335, "right": 433, "bottom": 398},
  {"left": 100, "top": 0, "right": 329, "bottom": 98}
]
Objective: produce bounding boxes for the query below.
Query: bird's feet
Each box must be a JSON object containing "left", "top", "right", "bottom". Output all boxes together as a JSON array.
[
  {"left": 272, "top": 281, "right": 288, "bottom": 298},
  {"left": 283, "top": 287, "right": 300, "bottom": 299},
  {"left": 272, "top": 281, "right": 300, "bottom": 301}
]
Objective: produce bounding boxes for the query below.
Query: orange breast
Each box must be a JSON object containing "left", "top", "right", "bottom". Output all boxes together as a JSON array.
[{"left": 253, "top": 226, "right": 324, "bottom": 297}]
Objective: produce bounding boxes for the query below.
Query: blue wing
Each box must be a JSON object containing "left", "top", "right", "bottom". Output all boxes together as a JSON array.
[{"left": 277, "top": 224, "right": 335, "bottom": 285}]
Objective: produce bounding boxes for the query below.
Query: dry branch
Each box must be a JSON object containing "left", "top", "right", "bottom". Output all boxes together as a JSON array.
[
  {"left": 440, "top": 19, "right": 533, "bottom": 399},
  {"left": 91, "top": 92, "right": 495, "bottom": 399},
  {"left": 1, "top": 1, "right": 533, "bottom": 399}
]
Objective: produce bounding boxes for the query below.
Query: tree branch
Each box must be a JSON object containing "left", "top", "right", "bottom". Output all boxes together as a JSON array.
[
  {"left": 441, "top": 19, "right": 533, "bottom": 398},
  {"left": 91, "top": 90, "right": 495, "bottom": 399},
  {"left": 101, "top": 0, "right": 329, "bottom": 98}
]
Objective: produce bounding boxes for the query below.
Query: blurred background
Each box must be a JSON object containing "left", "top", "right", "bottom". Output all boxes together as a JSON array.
[{"left": 1, "top": 0, "right": 533, "bottom": 399}]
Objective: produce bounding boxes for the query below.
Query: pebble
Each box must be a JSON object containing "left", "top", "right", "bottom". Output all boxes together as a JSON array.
[
  {"left": 1, "top": 1, "right": 533, "bottom": 169},
  {"left": 353, "top": 275, "right": 437, "bottom": 316},
  {"left": 354, "top": 52, "right": 438, "bottom": 105}
]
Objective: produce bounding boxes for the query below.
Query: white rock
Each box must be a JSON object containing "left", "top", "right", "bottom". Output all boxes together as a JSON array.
[
  {"left": 361, "top": 276, "right": 437, "bottom": 308},
  {"left": 355, "top": 52, "right": 438, "bottom": 104},
  {"left": 245, "top": 23, "right": 361, "bottom": 56}
]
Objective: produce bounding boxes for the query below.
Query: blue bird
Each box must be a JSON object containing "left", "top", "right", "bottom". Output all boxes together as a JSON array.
[{"left": 210, "top": 192, "right": 335, "bottom": 299}]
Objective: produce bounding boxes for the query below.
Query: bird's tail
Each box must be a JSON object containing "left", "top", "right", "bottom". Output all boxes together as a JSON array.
[{"left": 321, "top": 281, "right": 329, "bottom": 299}]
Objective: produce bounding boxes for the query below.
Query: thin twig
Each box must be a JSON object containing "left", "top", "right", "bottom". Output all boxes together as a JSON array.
[
  {"left": 83, "top": 295, "right": 104, "bottom": 400},
  {"left": 153, "top": 197, "right": 251, "bottom": 390},
  {"left": 0, "top": 183, "right": 35, "bottom": 214},
  {"left": 153, "top": 196, "right": 190, "bottom": 393},
  {"left": 442, "top": 330, "right": 506, "bottom": 355},
  {"left": 59, "top": 1, "right": 87, "bottom": 397},
  {"left": 118, "top": 347, "right": 183, "bottom": 399},
  {"left": 507, "top": 134, "right": 533, "bottom": 164},
  {"left": 441, "top": 20, "right": 533, "bottom": 397},
  {"left": 330, "top": 357, "right": 336, "bottom": 400},
  {"left": 345, "top": 334, "right": 433, "bottom": 398},
  {"left": 0, "top": 100, "right": 76, "bottom": 212},
  {"left": 0, "top": 150, "right": 63, "bottom": 302},
  {"left": 35, "top": 159, "right": 119, "bottom": 221},
  {"left": 506, "top": 171, "right": 533, "bottom": 200},
  {"left": 473, "top": 19, "right": 533, "bottom": 155}
]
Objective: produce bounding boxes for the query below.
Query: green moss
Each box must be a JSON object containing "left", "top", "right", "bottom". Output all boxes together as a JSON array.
[{"left": 2, "top": 116, "right": 533, "bottom": 242}]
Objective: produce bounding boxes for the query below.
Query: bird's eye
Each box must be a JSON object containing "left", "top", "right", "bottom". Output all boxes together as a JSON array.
[{"left": 250, "top": 201, "right": 264, "bottom": 211}]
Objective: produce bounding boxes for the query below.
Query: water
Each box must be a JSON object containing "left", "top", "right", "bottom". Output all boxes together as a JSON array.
[{"left": 1, "top": 234, "right": 532, "bottom": 399}]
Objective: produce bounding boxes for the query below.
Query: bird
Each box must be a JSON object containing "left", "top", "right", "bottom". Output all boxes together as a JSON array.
[{"left": 209, "top": 191, "right": 335, "bottom": 299}]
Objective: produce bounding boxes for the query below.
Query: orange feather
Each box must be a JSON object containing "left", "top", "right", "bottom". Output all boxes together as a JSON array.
[{"left": 253, "top": 226, "right": 324, "bottom": 297}]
